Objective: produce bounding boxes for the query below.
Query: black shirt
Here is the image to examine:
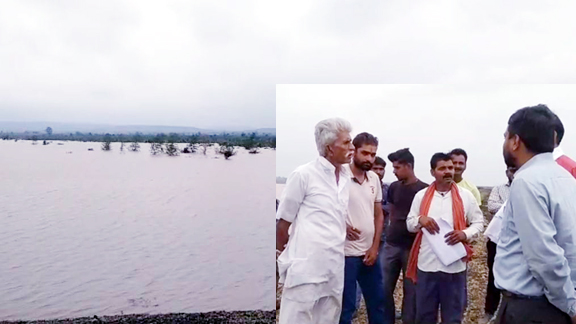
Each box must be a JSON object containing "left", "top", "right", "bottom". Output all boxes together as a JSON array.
[{"left": 385, "top": 179, "right": 429, "bottom": 248}]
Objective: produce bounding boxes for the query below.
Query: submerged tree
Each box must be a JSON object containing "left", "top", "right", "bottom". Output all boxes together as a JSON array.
[
  {"left": 120, "top": 141, "right": 125, "bottom": 152},
  {"left": 150, "top": 142, "right": 163, "bottom": 155},
  {"left": 129, "top": 142, "right": 140, "bottom": 152},
  {"left": 165, "top": 141, "right": 179, "bottom": 156},
  {"left": 101, "top": 134, "right": 112, "bottom": 151},
  {"left": 219, "top": 143, "right": 237, "bottom": 160}
]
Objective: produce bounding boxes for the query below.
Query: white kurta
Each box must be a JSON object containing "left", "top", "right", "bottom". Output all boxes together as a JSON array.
[
  {"left": 406, "top": 186, "right": 484, "bottom": 273},
  {"left": 277, "top": 156, "right": 351, "bottom": 323}
]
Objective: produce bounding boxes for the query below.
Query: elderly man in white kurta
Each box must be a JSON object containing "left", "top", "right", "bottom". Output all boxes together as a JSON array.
[{"left": 276, "top": 118, "right": 355, "bottom": 324}]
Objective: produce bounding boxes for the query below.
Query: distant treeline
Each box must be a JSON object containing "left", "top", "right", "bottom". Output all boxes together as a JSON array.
[{"left": 0, "top": 130, "right": 276, "bottom": 149}]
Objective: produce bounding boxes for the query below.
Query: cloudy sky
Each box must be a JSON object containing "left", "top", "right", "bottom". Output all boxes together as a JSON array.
[
  {"left": 277, "top": 84, "right": 576, "bottom": 186},
  {"left": 1, "top": 1, "right": 576, "bottom": 130}
]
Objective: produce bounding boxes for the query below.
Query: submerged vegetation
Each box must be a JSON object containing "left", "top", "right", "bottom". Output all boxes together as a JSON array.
[
  {"left": 0, "top": 130, "right": 275, "bottom": 149},
  {"left": 1, "top": 130, "right": 274, "bottom": 160}
]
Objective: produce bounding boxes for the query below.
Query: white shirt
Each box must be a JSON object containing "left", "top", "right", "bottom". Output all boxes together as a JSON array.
[
  {"left": 276, "top": 156, "right": 351, "bottom": 301},
  {"left": 553, "top": 146, "right": 564, "bottom": 160},
  {"left": 406, "top": 186, "right": 484, "bottom": 273},
  {"left": 344, "top": 166, "right": 382, "bottom": 257}
]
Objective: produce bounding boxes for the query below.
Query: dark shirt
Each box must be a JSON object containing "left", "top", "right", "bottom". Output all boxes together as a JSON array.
[
  {"left": 380, "top": 182, "right": 390, "bottom": 241},
  {"left": 385, "top": 179, "right": 428, "bottom": 248}
]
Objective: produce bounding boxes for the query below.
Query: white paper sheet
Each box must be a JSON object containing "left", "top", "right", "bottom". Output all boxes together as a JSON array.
[
  {"left": 484, "top": 201, "right": 506, "bottom": 243},
  {"left": 422, "top": 218, "right": 467, "bottom": 266}
]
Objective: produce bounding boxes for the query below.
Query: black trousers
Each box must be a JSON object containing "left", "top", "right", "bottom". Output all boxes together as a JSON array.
[
  {"left": 485, "top": 239, "right": 500, "bottom": 315},
  {"left": 495, "top": 292, "right": 571, "bottom": 324}
]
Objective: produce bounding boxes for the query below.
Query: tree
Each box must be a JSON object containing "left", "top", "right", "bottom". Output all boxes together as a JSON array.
[
  {"left": 102, "top": 135, "right": 112, "bottom": 151},
  {"left": 165, "top": 141, "right": 179, "bottom": 156},
  {"left": 150, "top": 143, "right": 163, "bottom": 155},
  {"left": 129, "top": 142, "right": 140, "bottom": 152},
  {"left": 219, "top": 143, "right": 236, "bottom": 160},
  {"left": 120, "top": 142, "right": 125, "bottom": 152},
  {"left": 46, "top": 127, "right": 53, "bottom": 136}
]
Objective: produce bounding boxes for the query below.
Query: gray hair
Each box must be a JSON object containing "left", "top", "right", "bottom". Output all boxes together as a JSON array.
[{"left": 314, "top": 118, "right": 352, "bottom": 156}]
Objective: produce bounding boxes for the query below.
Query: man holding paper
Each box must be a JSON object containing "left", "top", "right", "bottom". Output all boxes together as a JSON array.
[{"left": 406, "top": 153, "right": 484, "bottom": 324}]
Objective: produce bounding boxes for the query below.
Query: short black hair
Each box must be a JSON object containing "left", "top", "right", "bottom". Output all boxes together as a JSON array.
[
  {"left": 353, "top": 132, "right": 378, "bottom": 150},
  {"left": 449, "top": 148, "right": 468, "bottom": 161},
  {"left": 374, "top": 156, "right": 386, "bottom": 167},
  {"left": 552, "top": 113, "right": 565, "bottom": 145},
  {"left": 507, "top": 104, "right": 555, "bottom": 154},
  {"left": 430, "top": 152, "right": 452, "bottom": 169},
  {"left": 388, "top": 148, "right": 414, "bottom": 167}
]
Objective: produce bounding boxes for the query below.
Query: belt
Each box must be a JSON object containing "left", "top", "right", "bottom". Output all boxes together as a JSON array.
[{"left": 501, "top": 290, "right": 546, "bottom": 301}]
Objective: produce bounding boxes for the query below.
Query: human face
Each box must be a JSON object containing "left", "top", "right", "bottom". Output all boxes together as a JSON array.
[
  {"left": 327, "top": 131, "right": 355, "bottom": 165},
  {"left": 372, "top": 164, "right": 385, "bottom": 180},
  {"left": 353, "top": 144, "right": 377, "bottom": 171},
  {"left": 392, "top": 161, "right": 411, "bottom": 182},
  {"left": 431, "top": 159, "right": 455, "bottom": 185},
  {"left": 502, "top": 129, "right": 520, "bottom": 169},
  {"left": 451, "top": 154, "right": 466, "bottom": 177}
]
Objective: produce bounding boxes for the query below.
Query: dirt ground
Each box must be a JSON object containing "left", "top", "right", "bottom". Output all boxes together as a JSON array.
[{"left": 276, "top": 187, "right": 495, "bottom": 324}]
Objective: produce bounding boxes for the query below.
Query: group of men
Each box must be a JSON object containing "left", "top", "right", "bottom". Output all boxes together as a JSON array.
[{"left": 276, "top": 104, "right": 576, "bottom": 324}]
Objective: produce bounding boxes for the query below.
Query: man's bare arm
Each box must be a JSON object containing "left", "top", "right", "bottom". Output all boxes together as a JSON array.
[{"left": 276, "top": 219, "right": 291, "bottom": 252}]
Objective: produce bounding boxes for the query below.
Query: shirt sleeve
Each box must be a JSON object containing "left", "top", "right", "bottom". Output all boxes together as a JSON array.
[
  {"left": 387, "top": 183, "right": 395, "bottom": 205},
  {"left": 511, "top": 178, "right": 576, "bottom": 317},
  {"left": 487, "top": 186, "right": 503, "bottom": 214},
  {"left": 276, "top": 170, "right": 307, "bottom": 223},
  {"left": 375, "top": 176, "right": 383, "bottom": 203},
  {"left": 462, "top": 191, "right": 484, "bottom": 240},
  {"left": 406, "top": 191, "right": 423, "bottom": 233},
  {"left": 472, "top": 185, "right": 482, "bottom": 206}
]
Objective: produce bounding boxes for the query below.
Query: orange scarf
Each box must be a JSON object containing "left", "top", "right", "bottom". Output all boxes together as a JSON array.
[{"left": 405, "top": 181, "right": 473, "bottom": 283}]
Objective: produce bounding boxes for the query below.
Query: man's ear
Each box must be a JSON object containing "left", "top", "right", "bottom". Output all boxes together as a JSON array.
[{"left": 511, "top": 134, "right": 521, "bottom": 151}]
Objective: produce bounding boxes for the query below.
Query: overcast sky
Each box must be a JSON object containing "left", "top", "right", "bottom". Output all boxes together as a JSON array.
[
  {"left": 2, "top": 1, "right": 576, "bottom": 130},
  {"left": 277, "top": 84, "right": 576, "bottom": 186}
]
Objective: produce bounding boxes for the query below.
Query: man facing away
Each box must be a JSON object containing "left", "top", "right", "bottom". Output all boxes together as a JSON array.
[
  {"left": 339, "top": 132, "right": 386, "bottom": 324},
  {"left": 276, "top": 118, "right": 355, "bottom": 324},
  {"left": 449, "top": 148, "right": 482, "bottom": 206},
  {"left": 495, "top": 104, "right": 576, "bottom": 324},
  {"left": 406, "top": 153, "right": 484, "bottom": 324},
  {"left": 479, "top": 166, "right": 516, "bottom": 324},
  {"left": 552, "top": 113, "right": 576, "bottom": 177},
  {"left": 381, "top": 148, "right": 428, "bottom": 324}
]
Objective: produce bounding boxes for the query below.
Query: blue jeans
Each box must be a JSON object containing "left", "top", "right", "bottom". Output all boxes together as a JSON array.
[{"left": 340, "top": 256, "right": 386, "bottom": 324}]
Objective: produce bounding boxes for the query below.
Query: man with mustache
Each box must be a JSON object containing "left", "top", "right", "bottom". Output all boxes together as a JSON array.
[
  {"left": 449, "top": 148, "right": 482, "bottom": 206},
  {"left": 406, "top": 153, "right": 484, "bottom": 324},
  {"left": 382, "top": 148, "right": 428, "bottom": 324},
  {"left": 552, "top": 113, "right": 576, "bottom": 178},
  {"left": 494, "top": 105, "right": 576, "bottom": 324},
  {"left": 276, "top": 118, "right": 355, "bottom": 324},
  {"left": 339, "top": 132, "right": 386, "bottom": 324}
]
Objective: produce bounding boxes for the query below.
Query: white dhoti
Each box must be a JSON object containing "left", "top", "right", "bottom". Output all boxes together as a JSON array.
[{"left": 278, "top": 283, "right": 342, "bottom": 324}]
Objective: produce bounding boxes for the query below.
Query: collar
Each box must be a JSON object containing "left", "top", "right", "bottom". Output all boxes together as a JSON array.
[
  {"left": 318, "top": 156, "right": 350, "bottom": 177},
  {"left": 349, "top": 164, "right": 368, "bottom": 183},
  {"left": 516, "top": 152, "right": 554, "bottom": 175},
  {"left": 553, "top": 146, "right": 564, "bottom": 160}
]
